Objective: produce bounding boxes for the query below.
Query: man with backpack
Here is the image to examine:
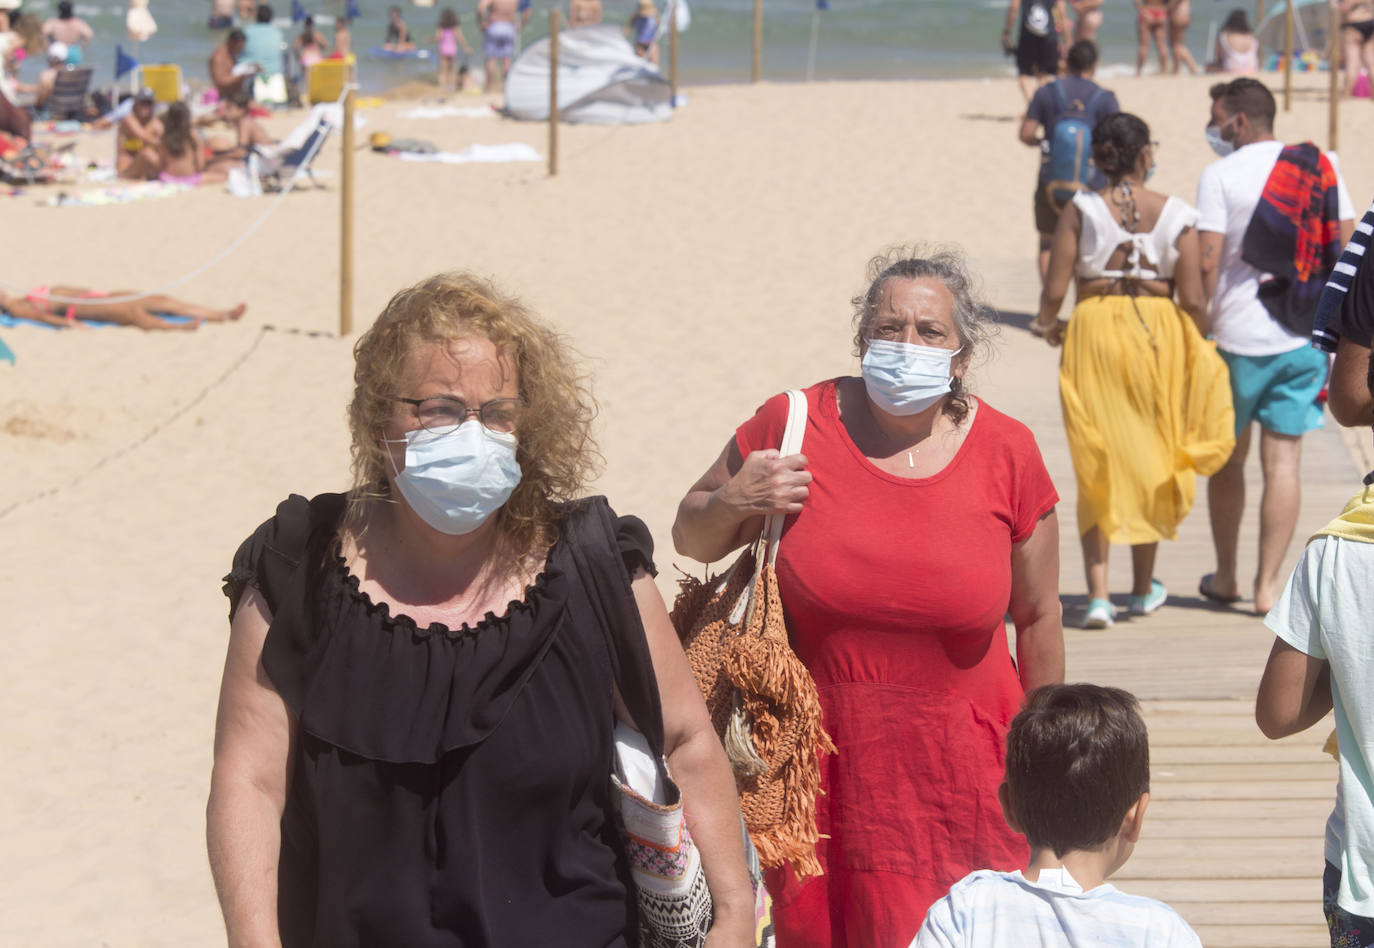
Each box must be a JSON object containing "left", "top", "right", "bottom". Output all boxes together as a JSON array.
[{"left": 1019, "top": 40, "right": 1120, "bottom": 283}]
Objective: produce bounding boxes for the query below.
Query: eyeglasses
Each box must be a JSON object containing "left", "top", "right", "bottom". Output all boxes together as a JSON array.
[
  {"left": 1149, "top": 140, "right": 1161, "bottom": 151},
  {"left": 393, "top": 395, "right": 525, "bottom": 434}
]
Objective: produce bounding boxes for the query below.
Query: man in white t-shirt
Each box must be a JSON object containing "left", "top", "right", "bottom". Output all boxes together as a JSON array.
[{"left": 1195, "top": 77, "right": 1355, "bottom": 615}]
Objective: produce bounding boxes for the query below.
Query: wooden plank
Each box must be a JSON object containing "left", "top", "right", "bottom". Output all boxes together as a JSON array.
[
  {"left": 1151, "top": 762, "right": 1335, "bottom": 782},
  {"left": 1147, "top": 781, "right": 1333, "bottom": 801},
  {"left": 1190, "top": 924, "right": 1329, "bottom": 947},
  {"left": 1125, "top": 878, "right": 1320, "bottom": 903},
  {"left": 1143, "top": 817, "right": 1325, "bottom": 839},
  {"left": 1144, "top": 799, "right": 1330, "bottom": 820},
  {"left": 1151, "top": 743, "right": 1331, "bottom": 764}
]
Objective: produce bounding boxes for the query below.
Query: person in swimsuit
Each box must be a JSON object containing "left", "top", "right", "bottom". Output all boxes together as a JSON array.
[
  {"left": 569, "top": 0, "right": 603, "bottom": 27},
  {"left": 203, "top": 89, "right": 273, "bottom": 176},
  {"left": 334, "top": 16, "right": 352, "bottom": 58},
  {"left": 117, "top": 89, "right": 163, "bottom": 180},
  {"left": 2, "top": 286, "right": 246, "bottom": 330},
  {"left": 210, "top": 29, "right": 253, "bottom": 101},
  {"left": 41, "top": 2, "right": 92, "bottom": 66},
  {"left": 478, "top": 0, "right": 529, "bottom": 92},
  {"left": 431, "top": 8, "right": 472, "bottom": 92},
  {"left": 294, "top": 15, "right": 329, "bottom": 71},
  {"left": 1032, "top": 112, "right": 1233, "bottom": 628},
  {"left": 1209, "top": 9, "right": 1257, "bottom": 74},
  {"left": 1135, "top": 0, "right": 1170, "bottom": 74},
  {"left": 1168, "top": 0, "right": 1200, "bottom": 73},
  {"left": 157, "top": 101, "right": 217, "bottom": 186},
  {"left": 383, "top": 6, "right": 414, "bottom": 52},
  {"left": 1004, "top": 0, "right": 1069, "bottom": 102},
  {"left": 1070, "top": 0, "right": 1103, "bottom": 42},
  {"left": 1340, "top": 0, "right": 1374, "bottom": 97}
]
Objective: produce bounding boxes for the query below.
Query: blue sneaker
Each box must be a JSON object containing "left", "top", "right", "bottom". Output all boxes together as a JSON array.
[
  {"left": 1083, "top": 598, "right": 1115, "bottom": 629},
  {"left": 1128, "top": 579, "right": 1168, "bottom": 616}
]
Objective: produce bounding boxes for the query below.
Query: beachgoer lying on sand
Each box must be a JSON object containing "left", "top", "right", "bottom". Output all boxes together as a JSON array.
[
  {"left": 157, "top": 101, "right": 224, "bottom": 186},
  {"left": 1, "top": 286, "right": 246, "bottom": 331},
  {"left": 117, "top": 88, "right": 163, "bottom": 180},
  {"left": 383, "top": 6, "right": 415, "bottom": 52}
]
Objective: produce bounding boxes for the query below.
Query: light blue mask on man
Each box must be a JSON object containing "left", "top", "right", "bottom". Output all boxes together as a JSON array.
[
  {"left": 384, "top": 420, "right": 523, "bottom": 536},
  {"left": 860, "top": 338, "right": 962, "bottom": 416}
]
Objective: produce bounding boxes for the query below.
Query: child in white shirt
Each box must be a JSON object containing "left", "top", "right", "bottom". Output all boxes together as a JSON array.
[{"left": 912, "top": 684, "right": 1202, "bottom": 947}]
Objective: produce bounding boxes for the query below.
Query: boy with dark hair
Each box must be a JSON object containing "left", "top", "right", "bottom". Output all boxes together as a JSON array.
[{"left": 912, "top": 684, "right": 1201, "bottom": 946}]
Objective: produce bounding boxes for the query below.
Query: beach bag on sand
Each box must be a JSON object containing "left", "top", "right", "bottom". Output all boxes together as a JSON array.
[
  {"left": 1043, "top": 83, "right": 1105, "bottom": 213},
  {"left": 669, "top": 389, "right": 836, "bottom": 880}
]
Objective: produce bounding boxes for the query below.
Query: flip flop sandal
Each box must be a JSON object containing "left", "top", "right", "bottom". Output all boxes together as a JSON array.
[{"left": 1198, "top": 573, "right": 1242, "bottom": 605}]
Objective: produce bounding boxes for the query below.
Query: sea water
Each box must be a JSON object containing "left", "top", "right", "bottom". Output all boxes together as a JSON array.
[{"left": 9, "top": 0, "right": 1231, "bottom": 94}]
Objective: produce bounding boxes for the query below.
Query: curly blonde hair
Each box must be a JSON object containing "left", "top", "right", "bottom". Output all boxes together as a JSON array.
[{"left": 346, "top": 272, "right": 602, "bottom": 570}]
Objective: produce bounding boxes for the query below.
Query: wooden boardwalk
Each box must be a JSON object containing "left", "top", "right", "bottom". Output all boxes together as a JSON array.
[{"left": 980, "top": 257, "right": 1362, "bottom": 946}]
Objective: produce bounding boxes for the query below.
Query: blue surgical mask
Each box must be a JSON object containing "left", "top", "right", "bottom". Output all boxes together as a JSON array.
[
  {"left": 1145, "top": 163, "right": 1157, "bottom": 182},
  {"left": 860, "top": 338, "right": 962, "bottom": 416},
  {"left": 384, "top": 420, "right": 522, "bottom": 535},
  {"left": 1205, "top": 116, "right": 1237, "bottom": 158}
]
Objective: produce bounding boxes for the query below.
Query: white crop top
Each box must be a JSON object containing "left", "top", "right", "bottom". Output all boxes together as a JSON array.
[{"left": 1074, "top": 191, "right": 1199, "bottom": 281}]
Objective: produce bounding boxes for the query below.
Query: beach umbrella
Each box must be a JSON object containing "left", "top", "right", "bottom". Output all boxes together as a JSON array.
[
  {"left": 292, "top": 0, "right": 307, "bottom": 23},
  {"left": 806, "top": 0, "right": 830, "bottom": 82}
]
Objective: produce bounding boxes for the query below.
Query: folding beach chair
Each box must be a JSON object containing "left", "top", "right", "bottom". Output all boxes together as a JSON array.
[
  {"left": 46, "top": 67, "right": 93, "bottom": 121},
  {"left": 249, "top": 109, "right": 333, "bottom": 191}
]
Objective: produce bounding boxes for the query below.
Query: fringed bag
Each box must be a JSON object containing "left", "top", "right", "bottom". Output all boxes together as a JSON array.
[{"left": 670, "top": 389, "right": 836, "bottom": 880}]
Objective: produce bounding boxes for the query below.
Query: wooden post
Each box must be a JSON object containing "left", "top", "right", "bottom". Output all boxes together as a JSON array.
[
  {"left": 752, "top": 0, "right": 762, "bottom": 83},
  {"left": 670, "top": 0, "right": 679, "bottom": 99},
  {"left": 549, "top": 9, "right": 559, "bottom": 177},
  {"left": 1256, "top": 0, "right": 1266, "bottom": 63},
  {"left": 1329, "top": 0, "right": 1341, "bottom": 151},
  {"left": 340, "top": 84, "right": 354, "bottom": 337},
  {"left": 1283, "top": 0, "right": 1294, "bottom": 111}
]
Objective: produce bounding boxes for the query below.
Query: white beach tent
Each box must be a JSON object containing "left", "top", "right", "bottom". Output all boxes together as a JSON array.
[
  {"left": 503, "top": 25, "right": 673, "bottom": 125},
  {"left": 1255, "top": 0, "right": 1335, "bottom": 57}
]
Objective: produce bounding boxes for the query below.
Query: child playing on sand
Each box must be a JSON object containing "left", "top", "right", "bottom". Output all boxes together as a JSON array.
[
  {"left": 432, "top": 8, "right": 472, "bottom": 92},
  {"left": 913, "top": 684, "right": 1202, "bottom": 947},
  {"left": 1, "top": 286, "right": 245, "bottom": 331},
  {"left": 456, "top": 63, "right": 480, "bottom": 94}
]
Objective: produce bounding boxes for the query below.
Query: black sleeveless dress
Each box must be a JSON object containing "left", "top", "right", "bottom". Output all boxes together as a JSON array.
[{"left": 222, "top": 494, "right": 657, "bottom": 947}]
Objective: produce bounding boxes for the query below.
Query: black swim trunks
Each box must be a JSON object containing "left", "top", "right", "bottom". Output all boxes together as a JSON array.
[
  {"left": 1016, "top": 0, "right": 1060, "bottom": 77},
  {"left": 1345, "top": 19, "right": 1374, "bottom": 41}
]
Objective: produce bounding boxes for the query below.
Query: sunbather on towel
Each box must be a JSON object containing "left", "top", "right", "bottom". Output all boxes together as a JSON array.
[{"left": 1, "top": 286, "right": 246, "bottom": 331}]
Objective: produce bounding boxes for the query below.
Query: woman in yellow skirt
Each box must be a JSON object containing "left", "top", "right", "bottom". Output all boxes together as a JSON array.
[{"left": 1031, "top": 112, "right": 1234, "bottom": 628}]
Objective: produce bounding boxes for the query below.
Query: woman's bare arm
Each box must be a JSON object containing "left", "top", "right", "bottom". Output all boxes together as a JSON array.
[
  {"left": 207, "top": 587, "right": 296, "bottom": 948},
  {"left": 1008, "top": 510, "right": 1065, "bottom": 692},
  {"left": 1173, "top": 225, "right": 1208, "bottom": 333},
  {"left": 621, "top": 572, "right": 755, "bottom": 948},
  {"left": 671, "top": 437, "right": 810, "bottom": 564},
  {"left": 1256, "top": 637, "right": 1332, "bottom": 739},
  {"left": 1032, "top": 202, "right": 1081, "bottom": 338}
]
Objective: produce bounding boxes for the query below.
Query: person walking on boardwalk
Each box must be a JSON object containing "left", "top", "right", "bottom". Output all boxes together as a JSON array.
[
  {"left": 1031, "top": 112, "right": 1234, "bottom": 629},
  {"left": 1195, "top": 78, "right": 1357, "bottom": 614},
  {"left": 1019, "top": 40, "right": 1119, "bottom": 284}
]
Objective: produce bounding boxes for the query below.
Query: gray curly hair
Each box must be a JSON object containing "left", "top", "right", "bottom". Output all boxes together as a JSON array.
[{"left": 850, "top": 246, "right": 997, "bottom": 426}]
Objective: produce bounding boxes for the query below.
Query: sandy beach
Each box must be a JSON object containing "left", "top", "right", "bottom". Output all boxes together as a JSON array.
[{"left": 1, "top": 70, "right": 1371, "bottom": 945}]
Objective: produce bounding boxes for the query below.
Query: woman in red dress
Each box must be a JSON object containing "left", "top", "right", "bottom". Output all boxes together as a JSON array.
[{"left": 672, "top": 249, "right": 1066, "bottom": 946}]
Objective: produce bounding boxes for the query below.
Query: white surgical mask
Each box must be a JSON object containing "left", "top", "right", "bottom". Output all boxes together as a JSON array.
[
  {"left": 861, "top": 338, "right": 962, "bottom": 416},
  {"left": 384, "top": 420, "right": 522, "bottom": 536},
  {"left": 1205, "top": 115, "right": 1237, "bottom": 158}
]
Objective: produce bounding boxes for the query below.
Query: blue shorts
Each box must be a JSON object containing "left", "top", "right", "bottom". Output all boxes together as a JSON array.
[
  {"left": 1325, "top": 862, "right": 1374, "bottom": 947},
  {"left": 1220, "top": 345, "right": 1327, "bottom": 437}
]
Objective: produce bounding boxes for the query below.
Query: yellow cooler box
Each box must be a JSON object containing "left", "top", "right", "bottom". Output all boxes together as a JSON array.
[
  {"left": 308, "top": 55, "right": 356, "bottom": 104},
  {"left": 140, "top": 64, "right": 182, "bottom": 103}
]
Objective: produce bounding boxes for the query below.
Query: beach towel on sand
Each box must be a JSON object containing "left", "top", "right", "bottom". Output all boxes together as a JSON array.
[
  {"left": 397, "top": 143, "right": 541, "bottom": 164},
  {"left": 1241, "top": 142, "right": 1343, "bottom": 337},
  {"left": 0, "top": 311, "right": 193, "bottom": 329}
]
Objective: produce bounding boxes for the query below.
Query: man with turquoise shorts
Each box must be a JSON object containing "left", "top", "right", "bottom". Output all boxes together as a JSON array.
[{"left": 1196, "top": 78, "right": 1356, "bottom": 615}]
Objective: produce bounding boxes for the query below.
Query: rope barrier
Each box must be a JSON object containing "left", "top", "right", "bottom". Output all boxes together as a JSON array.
[
  {"left": 0, "top": 88, "right": 349, "bottom": 309},
  {"left": 0, "top": 323, "right": 337, "bottom": 522}
]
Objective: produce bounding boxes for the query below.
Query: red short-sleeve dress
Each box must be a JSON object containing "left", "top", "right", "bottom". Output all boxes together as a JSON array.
[{"left": 733, "top": 380, "right": 1059, "bottom": 947}]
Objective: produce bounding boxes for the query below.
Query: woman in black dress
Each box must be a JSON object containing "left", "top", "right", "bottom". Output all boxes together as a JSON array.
[{"left": 207, "top": 272, "right": 757, "bottom": 947}]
